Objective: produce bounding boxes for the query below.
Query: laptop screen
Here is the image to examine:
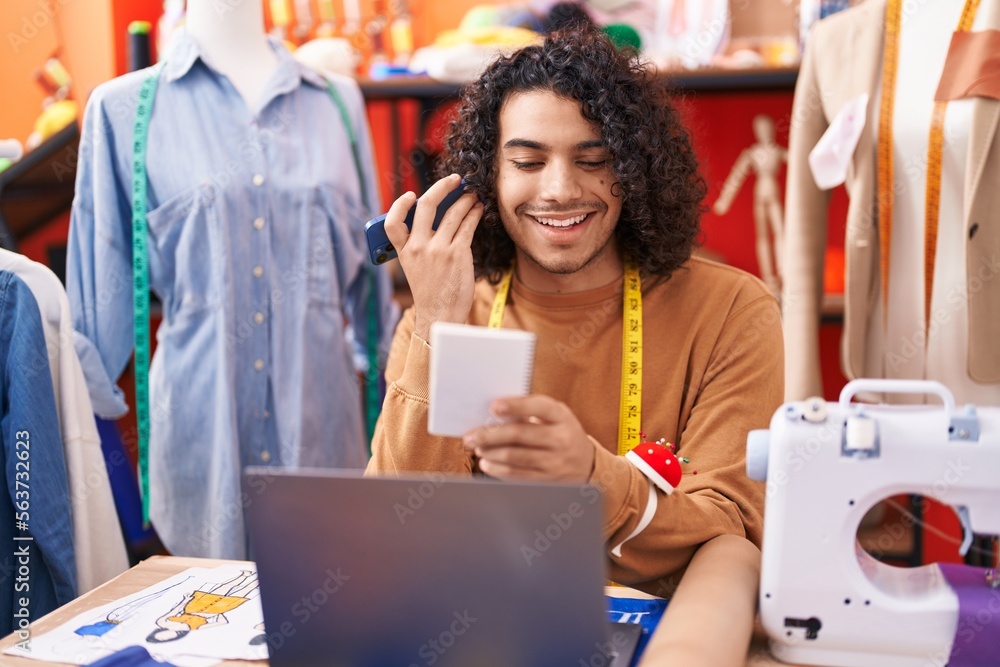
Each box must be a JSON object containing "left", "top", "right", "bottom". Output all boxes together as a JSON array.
[{"left": 244, "top": 468, "right": 610, "bottom": 667}]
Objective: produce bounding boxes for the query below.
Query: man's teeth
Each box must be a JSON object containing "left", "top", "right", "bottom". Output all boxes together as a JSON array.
[{"left": 534, "top": 213, "right": 588, "bottom": 227}]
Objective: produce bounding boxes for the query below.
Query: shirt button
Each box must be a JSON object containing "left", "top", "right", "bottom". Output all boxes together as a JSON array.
[
  {"left": 253, "top": 265, "right": 264, "bottom": 278},
  {"left": 254, "top": 312, "right": 265, "bottom": 324},
  {"left": 260, "top": 451, "right": 271, "bottom": 462},
  {"left": 253, "top": 217, "right": 265, "bottom": 230},
  {"left": 263, "top": 409, "right": 270, "bottom": 419},
  {"left": 254, "top": 359, "right": 264, "bottom": 371},
  {"left": 253, "top": 174, "right": 265, "bottom": 186}
]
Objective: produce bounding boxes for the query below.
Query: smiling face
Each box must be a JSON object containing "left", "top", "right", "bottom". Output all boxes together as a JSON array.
[{"left": 495, "top": 89, "right": 624, "bottom": 292}]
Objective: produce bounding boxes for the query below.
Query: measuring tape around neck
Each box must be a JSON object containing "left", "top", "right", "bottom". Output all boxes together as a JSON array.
[
  {"left": 130, "top": 67, "right": 383, "bottom": 525},
  {"left": 488, "top": 257, "right": 643, "bottom": 455},
  {"left": 877, "top": 0, "right": 981, "bottom": 334}
]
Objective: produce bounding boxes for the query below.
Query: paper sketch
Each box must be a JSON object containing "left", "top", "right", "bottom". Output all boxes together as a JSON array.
[
  {"left": 73, "top": 576, "right": 193, "bottom": 638},
  {"left": 3, "top": 566, "right": 268, "bottom": 665},
  {"left": 146, "top": 569, "right": 259, "bottom": 643}
]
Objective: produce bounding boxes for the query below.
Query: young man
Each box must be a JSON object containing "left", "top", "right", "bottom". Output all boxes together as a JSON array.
[{"left": 367, "top": 28, "right": 783, "bottom": 592}]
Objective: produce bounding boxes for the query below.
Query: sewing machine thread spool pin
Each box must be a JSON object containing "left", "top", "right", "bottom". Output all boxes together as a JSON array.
[
  {"left": 803, "top": 397, "right": 827, "bottom": 423},
  {"left": 842, "top": 407, "right": 880, "bottom": 458}
]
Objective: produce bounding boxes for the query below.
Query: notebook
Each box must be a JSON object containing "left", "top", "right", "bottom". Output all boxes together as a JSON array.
[
  {"left": 428, "top": 322, "right": 536, "bottom": 437},
  {"left": 243, "top": 468, "right": 624, "bottom": 667}
]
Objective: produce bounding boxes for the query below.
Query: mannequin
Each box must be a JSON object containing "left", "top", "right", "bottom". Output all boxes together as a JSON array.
[
  {"left": 67, "top": 0, "right": 396, "bottom": 559},
  {"left": 713, "top": 114, "right": 788, "bottom": 295},
  {"left": 184, "top": 0, "right": 277, "bottom": 109},
  {"left": 783, "top": 0, "right": 1000, "bottom": 404}
]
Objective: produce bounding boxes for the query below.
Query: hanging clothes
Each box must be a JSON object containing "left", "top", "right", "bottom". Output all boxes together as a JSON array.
[
  {"left": 0, "top": 249, "right": 129, "bottom": 593},
  {"left": 66, "top": 32, "right": 397, "bottom": 559},
  {"left": 0, "top": 270, "right": 77, "bottom": 634}
]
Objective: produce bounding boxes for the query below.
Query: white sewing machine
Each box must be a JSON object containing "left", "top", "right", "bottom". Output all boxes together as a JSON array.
[{"left": 746, "top": 379, "right": 1000, "bottom": 667}]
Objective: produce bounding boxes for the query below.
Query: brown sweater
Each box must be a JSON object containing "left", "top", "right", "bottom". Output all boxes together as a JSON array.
[{"left": 367, "top": 256, "right": 783, "bottom": 594}]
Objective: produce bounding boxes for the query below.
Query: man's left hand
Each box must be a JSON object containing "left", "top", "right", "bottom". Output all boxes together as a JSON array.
[{"left": 462, "top": 396, "right": 596, "bottom": 483}]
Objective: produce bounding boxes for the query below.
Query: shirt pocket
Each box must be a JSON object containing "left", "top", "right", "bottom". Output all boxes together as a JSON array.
[
  {"left": 147, "top": 183, "right": 223, "bottom": 320},
  {"left": 305, "top": 185, "right": 346, "bottom": 307},
  {"left": 313, "top": 184, "right": 368, "bottom": 308}
]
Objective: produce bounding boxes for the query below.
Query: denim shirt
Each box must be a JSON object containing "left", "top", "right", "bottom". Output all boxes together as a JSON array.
[
  {"left": 66, "top": 33, "right": 397, "bottom": 559},
  {"left": 0, "top": 271, "right": 77, "bottom": 633}
]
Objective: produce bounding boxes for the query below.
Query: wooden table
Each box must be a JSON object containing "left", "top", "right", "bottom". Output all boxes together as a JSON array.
[{"left": 0, "top": 553, "right": 792, "bottom": 666}]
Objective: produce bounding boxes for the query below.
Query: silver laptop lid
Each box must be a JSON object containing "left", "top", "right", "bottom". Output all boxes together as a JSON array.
[{"left": 244, "top": 468, "right": 608, "bottom": 667}]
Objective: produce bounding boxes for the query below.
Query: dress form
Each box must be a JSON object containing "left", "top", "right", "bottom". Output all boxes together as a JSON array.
[
  {"left": 867, "top": 0, "right": 1000, "bottom": 405},
  {"left": 185, "top": 0, "right": 278, "bottom": 111},
  {"left": 67, "top": 4, "right": 393, "bottom": 559}
]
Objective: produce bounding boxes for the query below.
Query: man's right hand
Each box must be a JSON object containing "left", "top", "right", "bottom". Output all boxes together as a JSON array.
[{"left": 384, "top": 173, "right": 484, "bottom": 340}]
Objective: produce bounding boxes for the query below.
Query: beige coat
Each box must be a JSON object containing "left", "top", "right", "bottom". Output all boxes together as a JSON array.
[{"left": 783, "top": 0, "right": 1000, "bottom": 400}]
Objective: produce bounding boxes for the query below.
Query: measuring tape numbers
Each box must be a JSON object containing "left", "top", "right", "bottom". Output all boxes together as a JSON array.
[{"left": 489, "top": 257, "right": 643, "bottom": 456}]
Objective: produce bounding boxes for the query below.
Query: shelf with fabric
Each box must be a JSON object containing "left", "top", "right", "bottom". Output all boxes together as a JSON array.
[
  {"left": 360, "top": 66, "right": 800, "bottom": 201},
  {"left": 359, "top": 66, "right": 799, "bottom": 100}
]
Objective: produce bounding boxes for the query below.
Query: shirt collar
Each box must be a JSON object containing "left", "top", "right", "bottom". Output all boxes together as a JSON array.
[{"left": 161, "top": 30, "right": 328, "bottom": 90}]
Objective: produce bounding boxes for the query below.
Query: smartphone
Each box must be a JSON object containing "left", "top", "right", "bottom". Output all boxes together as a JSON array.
[{"left": 364, "top": 179, "right": 467, "bottom": 265}]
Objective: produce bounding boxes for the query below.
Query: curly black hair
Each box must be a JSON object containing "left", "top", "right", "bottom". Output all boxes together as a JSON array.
[{"left": 438, "top": 26, "right": 707, "bottom": 283}]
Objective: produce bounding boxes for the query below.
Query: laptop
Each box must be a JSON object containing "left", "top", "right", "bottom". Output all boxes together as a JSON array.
[{"left": 243, "top": 468, "right": 640, "bottom": 667}]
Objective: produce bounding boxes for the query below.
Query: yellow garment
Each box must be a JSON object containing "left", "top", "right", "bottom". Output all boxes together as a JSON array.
[
  {"left": 186, "top": 591, "right": 248, "bottom": 614},
  {"left": 167, "top": 613, "right": 208, "bottom": 630},
  {"left": 167, "top": 591, "right": 249, "bottom": 629}
]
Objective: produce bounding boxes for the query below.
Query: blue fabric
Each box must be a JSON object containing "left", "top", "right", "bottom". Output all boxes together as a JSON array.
[
  {"left": 606, "top": 596, "right": 669, "bottom": 666},
  {"left": 0, "top": 271, "right": 77, "bottom": 635},
  {"left": 66, "top": 31, "right": 398, "bottom": 559},
  {"left": 73, "top": 331, "right": 129, "bottom": 419},
  {"left": 87, "top": 646, "right": 178, "bottom": 667},
  {"left": 75, "top": 620, "right": 118, "bottom": 637},
  {"left": 94, "top": 416, "right": 152, "bottom": 549}
]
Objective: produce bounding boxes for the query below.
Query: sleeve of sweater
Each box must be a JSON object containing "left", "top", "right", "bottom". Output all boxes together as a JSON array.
[
  {"left": 596, "top": 292, "right": 783, "bottom": 595},
  {"left": 366, "top": 307, "right": 472, "bottom": 475}
]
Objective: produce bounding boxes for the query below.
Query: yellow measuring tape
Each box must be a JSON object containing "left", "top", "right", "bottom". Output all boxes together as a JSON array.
[
  {"left": 924, "top": 0, "right": 980, "bottom": 327},
  {"left": 876, "top": 0, "right": 901, "bottom": 328},
  {"left": 488, "top": 257, "right": 643, "bottom": 456},
  {"left": 877, "top": 0, "right": 981, "bottom": 331}
]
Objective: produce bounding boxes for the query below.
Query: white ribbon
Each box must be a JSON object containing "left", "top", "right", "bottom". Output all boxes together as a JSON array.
[{"left": 611, "top": 483, "right": 658, "bottom": 558}]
